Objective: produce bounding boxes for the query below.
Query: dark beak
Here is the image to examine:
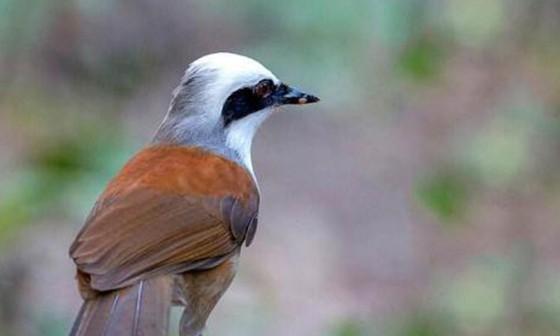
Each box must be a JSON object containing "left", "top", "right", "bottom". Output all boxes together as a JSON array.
[{"left": 274, "top": 84, "right": 320, "bottom": 105}]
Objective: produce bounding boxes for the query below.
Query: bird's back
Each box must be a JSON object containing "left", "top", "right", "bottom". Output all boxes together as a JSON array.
[{"left": 69, "top": 145, "right": 259, "bottom": 336}]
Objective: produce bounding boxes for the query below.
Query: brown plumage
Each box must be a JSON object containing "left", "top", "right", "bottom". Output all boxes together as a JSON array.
[
  {"left": 69, "top": 146, "right": 259, "bottom": 336},
  {"left": 68, "top": 52, "right": 319, "bottom": 336}
]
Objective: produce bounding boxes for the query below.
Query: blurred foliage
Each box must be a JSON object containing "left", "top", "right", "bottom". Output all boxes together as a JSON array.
[
  {"left": 329, "top": 319, "right": 376, "bottom": 336},
  {"left": 444, "top": 0, "right": 506, "bottom": 48},
  {"left": 415, "top": 171, "right": 468, "bottom": 223},
  {"left": 0, "top": 119, "right": 131, "bottom": 243},
  {"left": 36, "top": 314, "right": 68, "bottom": 336},
  {"left": 437, "top": 257, "right": 510, "bottom": 330},
  {"left": 1, "top": 0, "right": 560, "bottom": 335},
  {"left": 397, "top": 34, "right": 447, "bottom": 82},
  {"left": 459, "top": 97, "right": 543, "bottom": 189},
  {"left": 392, "top": 313, "right": 451, "bottom": 336}
]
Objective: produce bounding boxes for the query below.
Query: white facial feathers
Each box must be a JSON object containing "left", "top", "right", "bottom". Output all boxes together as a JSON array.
[
  {"left": 191, "top": 54, "right": 280, "bottom": 174},
  {"left": 225, "top": 107, "right": 275, "bottom": 176},
  {"left": 153, "top": 53, "right": 281, "bottom": 175},
  {"left": 183, "top": 53, "right": 280, "bottom": 118},
  {"left": 191, "top": 53, "right": 280, "bottom": 174},
  {"left": 157, "top": 52, "right": 281, "bottom": 176}
]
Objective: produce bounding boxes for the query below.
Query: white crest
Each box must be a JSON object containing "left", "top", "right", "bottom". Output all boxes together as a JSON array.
[
  {"left": 191, "top": 52, "right": 279, "bottom": 85},
  {"left": 184, "top": 52, "right": 279, "bottom": 122}
]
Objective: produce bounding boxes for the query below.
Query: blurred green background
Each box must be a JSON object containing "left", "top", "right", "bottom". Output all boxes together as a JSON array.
[{"left": 1, "top": 0, "right": 560, "bottom": 335}]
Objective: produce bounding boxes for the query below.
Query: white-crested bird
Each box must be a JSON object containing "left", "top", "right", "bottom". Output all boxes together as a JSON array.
[{"left": 69, "top": 52, "right": 319, "bottom": 336}]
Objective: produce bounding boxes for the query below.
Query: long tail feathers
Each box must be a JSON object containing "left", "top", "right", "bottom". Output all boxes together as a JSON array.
[{"left": 69, "top": 276, "right": 173, "bottom": 336}]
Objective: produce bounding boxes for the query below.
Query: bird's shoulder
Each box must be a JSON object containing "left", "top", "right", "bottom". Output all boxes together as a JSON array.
[{"left": 104, "top": 145, "right": 258, "bottom": 201}]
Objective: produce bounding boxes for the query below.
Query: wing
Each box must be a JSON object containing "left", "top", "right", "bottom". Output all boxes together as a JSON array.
[{"left": 69, "top": 146, "right": 259, "bottom": 292}]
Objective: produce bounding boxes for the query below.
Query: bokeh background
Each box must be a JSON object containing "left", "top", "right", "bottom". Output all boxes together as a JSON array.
[{"left": 1, "top": 1, "right": 560, "bottom": 335}]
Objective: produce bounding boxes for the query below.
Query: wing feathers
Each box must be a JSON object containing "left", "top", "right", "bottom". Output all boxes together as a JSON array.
[{"left": 70, "top": 146, "right": 259, "bottom": 294}]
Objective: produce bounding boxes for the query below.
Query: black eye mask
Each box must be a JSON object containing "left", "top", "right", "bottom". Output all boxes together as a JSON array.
[
  {"left": 221, "top": 80, "right": 318, "bottom": 127},
  {"left": 221, "top": 80, "right": 275, "bottom": 127}
]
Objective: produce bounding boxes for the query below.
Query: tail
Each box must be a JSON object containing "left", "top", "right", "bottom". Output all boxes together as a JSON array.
[{"left": 69, "top": 276, "right": 173, "bottom": 336}]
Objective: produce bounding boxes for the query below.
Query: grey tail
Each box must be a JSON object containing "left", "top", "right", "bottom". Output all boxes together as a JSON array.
[{"left": 69, "top": 276, "right": 173, "bottom": 336}]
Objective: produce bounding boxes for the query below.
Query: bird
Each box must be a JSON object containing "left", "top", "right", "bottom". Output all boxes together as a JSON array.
[{"left": 68, "top": 52, "right": 319, "bottom": 336}]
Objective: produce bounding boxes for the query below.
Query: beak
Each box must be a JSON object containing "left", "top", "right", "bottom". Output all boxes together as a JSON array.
[{"left": 274, "top": 84, "right": 320, "bottom": 105}]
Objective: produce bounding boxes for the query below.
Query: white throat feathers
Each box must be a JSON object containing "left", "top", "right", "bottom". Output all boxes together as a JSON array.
[{"left": 224, "top": 107, "right": 275, "bottom": 175}]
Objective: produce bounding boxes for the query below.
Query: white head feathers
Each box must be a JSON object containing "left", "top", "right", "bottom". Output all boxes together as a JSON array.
[{"left": 154, "top": 52, "right": 281, "bottom": 176}]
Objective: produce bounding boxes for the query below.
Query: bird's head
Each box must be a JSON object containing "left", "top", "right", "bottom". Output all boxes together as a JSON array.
[{"left": 154, "top": 52, "right": 319, "bottom": 173}]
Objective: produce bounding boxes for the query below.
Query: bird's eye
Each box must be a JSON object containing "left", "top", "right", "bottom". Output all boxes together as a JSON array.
[{"left": 254, "top": 80, "right": 274, "bottom": 98}]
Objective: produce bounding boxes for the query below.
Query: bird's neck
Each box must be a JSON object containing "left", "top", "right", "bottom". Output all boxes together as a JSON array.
[
  {"left": 152, "top": 114, "right": 259, "bottom": 181},
  {"left": 153, "top": 107, "right": 273, "bottom": 181}
]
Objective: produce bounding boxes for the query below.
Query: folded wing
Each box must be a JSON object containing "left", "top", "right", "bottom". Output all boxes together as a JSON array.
[{"left": 69, "top": 146, "right": 259, "bottom": 293}]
